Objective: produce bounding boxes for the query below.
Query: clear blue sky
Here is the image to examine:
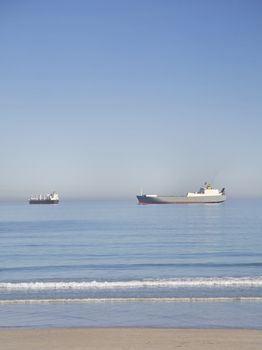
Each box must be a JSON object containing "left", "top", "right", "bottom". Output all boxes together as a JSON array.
[{"left": 0, "top": 0, "right": 261, "bottom": 199}]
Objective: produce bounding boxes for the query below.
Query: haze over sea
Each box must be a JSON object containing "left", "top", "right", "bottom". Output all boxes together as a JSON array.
[
  {"left": 1, "top": 1, "right": 262, "bottom": 200},
  {"left": 1, "top": 199, "right": 262, "bottom": 328}
]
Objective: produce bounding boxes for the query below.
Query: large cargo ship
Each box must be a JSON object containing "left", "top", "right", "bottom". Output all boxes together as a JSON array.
[
  {"left": 137, "top": 184, "right": 226, "bottom": 204},
  {"left": 29, "top": 192, "right": 59, "bottom": 204}
]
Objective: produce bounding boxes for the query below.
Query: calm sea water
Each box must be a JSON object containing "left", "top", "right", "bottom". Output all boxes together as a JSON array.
[{"left": 1, "top": 199, "right": 262, "bottom": 328}]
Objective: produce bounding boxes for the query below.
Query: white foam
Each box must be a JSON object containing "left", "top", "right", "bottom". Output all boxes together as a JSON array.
[
  {"left": 1, "top": 297, "right": 262, "bottom": 304},
  {"left": 1, "top": 277, "right": 262, "bottom": 290}
]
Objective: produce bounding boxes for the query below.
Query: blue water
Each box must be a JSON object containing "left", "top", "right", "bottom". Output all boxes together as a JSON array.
[{"left": 1, "top": 199, "right": 262, "bottom": 328}]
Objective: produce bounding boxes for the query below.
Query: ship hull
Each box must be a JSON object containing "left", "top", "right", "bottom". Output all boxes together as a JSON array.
[
  {"left": 29, "top": 200, "right": 59, "bottom": 204},
  {"left": 137, "top": 195, "right": 226, "bottom": 204}
]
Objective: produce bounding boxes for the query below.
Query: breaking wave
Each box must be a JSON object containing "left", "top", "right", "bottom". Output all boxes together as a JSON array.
[
  {"left": 1, "top": 277, "right": 262, "bottom": 290},
  {"left": 1, "top": 297, "right": 262, "bottom": 304}
]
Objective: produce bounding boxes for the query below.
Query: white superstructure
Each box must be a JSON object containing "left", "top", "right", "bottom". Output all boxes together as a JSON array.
[
  {"left": 187, "top": 184, "right": 223, "bottom": 197},
  {"left": 49, "top": 192, "right": 59, "bottom": 201}
]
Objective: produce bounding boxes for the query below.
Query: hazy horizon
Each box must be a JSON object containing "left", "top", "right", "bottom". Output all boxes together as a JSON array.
[{"left": 1, "top": 1, "right": 261, "bottom": 200}]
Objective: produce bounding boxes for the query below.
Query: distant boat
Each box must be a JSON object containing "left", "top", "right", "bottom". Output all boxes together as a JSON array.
[
  {"left": 29, "top": 192, "right": 59, "bottom": 204},
  {"left": 137, "top": 183, "right": 226, "bottom": 204}
]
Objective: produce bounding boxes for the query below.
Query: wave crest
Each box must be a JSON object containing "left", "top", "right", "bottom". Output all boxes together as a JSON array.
[
  {"left": 1, "top": 296, "right": 262, "bottom": 304},
  {"left": 1, "top": 277, "right": 262, "bottom": 290}
]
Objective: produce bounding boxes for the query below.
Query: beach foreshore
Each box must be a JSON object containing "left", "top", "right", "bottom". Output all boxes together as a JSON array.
[{"left": 0, "top": 328, "right": 262, "bottom": 350}]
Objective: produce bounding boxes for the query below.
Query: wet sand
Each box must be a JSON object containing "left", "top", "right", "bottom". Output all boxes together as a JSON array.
[{"left": 1, "top": 328, "right": 262, "bottom": 350}]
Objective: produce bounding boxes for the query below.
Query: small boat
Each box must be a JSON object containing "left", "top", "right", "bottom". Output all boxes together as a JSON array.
[
  {"left": 137, "top": 183, "right": 226, "bottom": 204},
  {"left": 29, "top": 192, "right": 59, "bottom": 204}
]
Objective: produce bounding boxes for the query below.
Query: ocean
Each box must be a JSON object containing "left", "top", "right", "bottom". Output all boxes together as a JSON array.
[{"left": 1, "top": 199, "right": 262, "bottom": 329}]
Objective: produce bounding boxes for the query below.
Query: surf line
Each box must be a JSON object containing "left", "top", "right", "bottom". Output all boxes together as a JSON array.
[
  {"left": 1, "top": 297, "right": 262, "bottom": 304},
  {"left": 2, "top": 277, "right": 262, "bottom": 290}
]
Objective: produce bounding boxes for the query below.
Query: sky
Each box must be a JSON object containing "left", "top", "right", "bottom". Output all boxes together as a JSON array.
[{"left": 0, "top": 0, "right": 261, "bottom": 199}]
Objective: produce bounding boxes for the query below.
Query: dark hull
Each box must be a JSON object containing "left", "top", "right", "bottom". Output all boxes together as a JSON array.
[{"left": 29, "top": 200, "right": 59, "bottom": 204}]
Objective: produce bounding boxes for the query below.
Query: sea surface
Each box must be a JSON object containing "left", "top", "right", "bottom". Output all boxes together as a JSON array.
[{"left": 1, "top": 199, "right": 262, "bottom": 328}]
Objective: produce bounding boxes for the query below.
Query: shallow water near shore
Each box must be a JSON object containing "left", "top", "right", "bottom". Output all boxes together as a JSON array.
[
  {"left": 0, "top": 199, "right": 262, "bottom": 328},
  {"left": 1, "top": 301, "right": 262, "bottom": 329}
]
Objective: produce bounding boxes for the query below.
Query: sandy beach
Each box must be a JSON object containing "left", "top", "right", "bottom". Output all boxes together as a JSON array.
[{"left": 1, "top": 328, "right": 262, "bottom": 350}]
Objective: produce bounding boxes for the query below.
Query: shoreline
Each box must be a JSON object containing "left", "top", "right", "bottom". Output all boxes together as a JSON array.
[{"left": 1, "top": 328, "right": 262, "bottom": 350}]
